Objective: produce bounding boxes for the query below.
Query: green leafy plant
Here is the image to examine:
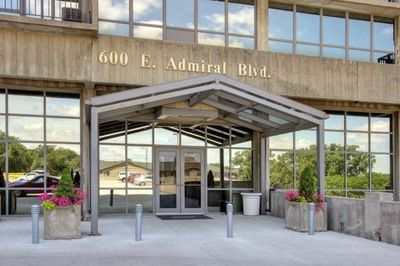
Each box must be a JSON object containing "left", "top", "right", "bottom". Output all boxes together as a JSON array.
[
  {"left": 42, "top": 200, "right": 56, "bottom": 211},
  {"left": 298, "top": 165, "right": 317, "bottom": 201},
  {"left": 55, "top": 169, "right": 74, "bottom": 199}
]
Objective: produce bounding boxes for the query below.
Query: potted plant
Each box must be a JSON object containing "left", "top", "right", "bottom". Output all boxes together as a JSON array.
[
  {"left": 284, "top": 166, "right": 327, "bottom": 232},
  {"left": 38, "top": 170, "right": 87, "bottom": 240}
]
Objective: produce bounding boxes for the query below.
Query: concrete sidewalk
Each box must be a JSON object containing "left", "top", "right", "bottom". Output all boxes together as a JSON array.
[{"left": 0, "top": 214, "right": 399, "bottom": 266}]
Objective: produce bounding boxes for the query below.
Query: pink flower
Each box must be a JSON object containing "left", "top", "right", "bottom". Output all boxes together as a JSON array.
[
  {"left": 37, "top": 192, "right": 49, "bottom": 201},
  {"left": 285, "top": 190, "right": 299, "bottom": 201}
]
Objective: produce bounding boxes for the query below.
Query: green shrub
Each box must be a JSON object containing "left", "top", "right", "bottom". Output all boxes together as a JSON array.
[
  {"left": 55, "top": 169, "right": 74, "bottom": 199},
  {"left": 298, "top": 165, "right": 316, "bottom": 201}
]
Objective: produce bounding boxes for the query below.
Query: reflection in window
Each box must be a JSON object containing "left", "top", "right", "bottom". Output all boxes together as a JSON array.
[
  {"left": 8, "top": 91, "right": 43, "bottom": 115},
  {"left": 269, "top": 151, "right": 294, "bottom": 189},
  {"left": 323, "top": 10, "right": 345, "bottom": 46},
  {"left": 323, "top": 47, "right": 345, "bottom": 59},
  {"left": 347, "top": 153, "right": 369, "bottom": 190},
  {"left": 347, "top": 132, "right": 368, "bottom": 152},
  {"left": 349, "top": 13, "right": 370, "bottom": 49},
  {"left": 166, "top": 0, "right": 194, "bottom": 28},
  {"left": 270, "top": 133, "right": 293, "bottom": 150},
  {"left": 46, "top": 144, "right": 80, "bottom": 176},
  {"left": 325, "top": 114, "right": 344, "bottom": 130},
  {"left": 198, "top": 0, "right": 225, "bottom": 32},
  {"left": 269, "top": 41, "right": 293, "bottom": 54},
  {"left": 133, "top": 0, "right": 162, "bottom": 25},
  {"left": 371, "top": 115, "right": 390, "bottom": 132},
  {"left": 99, "top": 145, "right": 126, "bottom": 188},
  {"left": 46, "top": 94, "right": 80, "bottom": 117},
  {"left": 198, "top": 33, "right": 225, "bottom": 47},
  {"left": 0, "top": 90, "right": 4, "bottom": 113},
  {"left": 133, "top": 25, "right": 163, "bottom": 40},
  {"left": 181, "top": 127, "right": 206, "bottom": 146},
  {"left": 231, "top": 149, "right": 252, "bottom": 188},
  {"left": 99, "top": 22, "right": 129, "bottom": 37},
  {"left": 46, "top": 118, "right": 80, "bottom": 142},
  {"left": 295, "top": 130, "right": 316, "bottom": 150},
  {"left": 0, "top": 115, "right": 4, "bottom": 139},
  {"left": 371, "top": 134, "right": 390, "bottom": 153},
  {"left": 155, "top": 126, "right": 179, "bottom": 145},
  {"left": 325, "top": 152, "right": 345, "bottom": 190},
  {"left": 9, "top": 116, "right": 44, "bottom": 141},
  {"left": 127, "top": 124, "right": 152, "bottom": 145},
  {"left": 296, "top": 44, "right": 319, "bottom": 57},
  {"left": 325, "top": 132, "right": 344, "bottom": 148},
  {"left": 98, "top": 0, "right": 129, "bottom": 21},
  {"left": 269, "top": 3, "right": 293, "bottom": 40},
  {"left": 296, "top": 6, "right": 320, "bottom": 44},
  {"left": 373, "top": 17, "right": 394, "bottom": 52},
  {"left": 371, "top": 154, "right": 391, "bottom": 190},
  {"left": 349, "top": 49, "right": 370, "bottom": 62},
  {"left": 347, "top": 114, "right": 368, "bottom": 131},
  {"left": 229, "top": 36, "right": 254, "bottom": 49},
  {"left": 127, "top": 146, "right": 152, "bottom": 188},
  {"left": 228, "top": 0, "right": 254, "bottom": 35}
]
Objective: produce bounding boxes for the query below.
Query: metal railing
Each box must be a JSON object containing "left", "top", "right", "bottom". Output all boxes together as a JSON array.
[{"left": 0, "top": 0, "right": 91, "bottom": 23}]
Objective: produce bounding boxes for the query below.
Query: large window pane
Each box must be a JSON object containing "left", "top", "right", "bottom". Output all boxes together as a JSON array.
[
  {"left": 133, "top": 26, "right": 163, "bottom": 40},
  {"left": 198, "top": 33, "right": 225, "bottom": 47},
  {"left": 371, "top": 115, "right": 391, "bottom": 132},
  {"left": 347, "top": 153, "right": 369, "bottom": 190},
  {"left": 371, "top": 154, "right": 391, "bottom": 191},
  {"left": 269, "top": 41, "right": 293, "bottom": 54},
  {"left": 373, "top": 17, "right": 394, "bottom": 52},
  {"left": 323, "top": 10, "right": 345, "bottom": 46},
  {"left": 295, "top": 150, "right": 317, "bottom": 187},
  {"left": 0, "top": 115, "right": 4, "bottom": 141},
  {"left": 155, "top": 126, "right": 179, "bottom": 145},
  {"left": 269, "top": 151, "right": 293, "bottom": 189},
  {"left": 99, "top": 145, "right": 126, "bottom": 188},
  {"left": 228, "top": 0, "right": 254, "bottom": 35},
  {"left": 166, "top": 0, "right": 194, "bottom": 28},
  {"left": 347, "top": 132, "right": 368, "bottom": 152},
  {"left": 127, "top": 123, "right": 152, "bottom": 145},
  {"left": 269, "top": 133, "right": 293, "bottom": 150},
  {"left": 371, "top": 133, "right": 390, "bottom": 153},
  {"left": 46, "top": 94, "right": 80, "bottom": 117},
  {"left": 323, "top": 47, "right": 345, "bottom": 59},
  {"left": 231, "top": 149, "right": 252, "bottom": 188},
  {"left": 181, "top": 127, "right": 206, "bottom": 146},
  {"left": 349, "top": 49, "right": 371, "bottom": 62},
  {"left": 326, "top": 152, "right": 345, "bottom": 190},
  {"left": 347, "top": 114, "right": 368, "bottom": 131},
  {"left": 207, "top": 148, "right": 229, "bottom": 188},
  {"left": 100, "top": 121, "right": 126, "bottom": 144},
  {"left": 198, "top": 0, "right": 225, "bottom": 32},
  {"left": 46, "top": 118, "right": 80, "bottom": 143},
  {"left": 100, "top": 188, "right": 126, "bottom": 214},
  {"left": 349, "top": 14, "right": 371, "bottom": 49},
  {"left": 269, "top": 3, "right": 293, "bottom": 40},
  {"left": 296, "top": 44, "right": 319, "bottom": 56},
  {"left": 8, "top": 91, "right": 43, "bottom": 115},
  {"left": 0, "top": 90, "right": 4, "bottom": 113},
  {"left": 325, "top": 113, "right": 344, "bottom": 130},
  {"left": 46, "top": 144, "right": 80, "bottom": 177},
  {"left": 8, "top": 142, "right": 44, "bottom": 182},
  {"left": 229, "top": 36, "right": 254, "bottom": 49},
  {"left": 9, "top": 116, "right": 43, "bottom": 141},
  {"left": 325, "top": 132, "right": 344, "bottom": 150},
  {"left": 99, "top": 22, "right": 129, "bottom": 37},
  {"left": 296, "top": 6, "right": 320, "bottom": 44},
  {"left": 98, "top": 0, "right": 129, "bottom": 21},
  {"left": 127, "top": 146, "right": 152, "bottom": 188},
  {"left": 133, "top": 0, "right": 162, "bottom": 25},
  {"left": 295, "top": 130, "right": 316, "bottom": 150}
]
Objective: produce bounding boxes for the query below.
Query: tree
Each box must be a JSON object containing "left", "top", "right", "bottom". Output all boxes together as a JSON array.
[
  {"left": 55, "top": 169, "right": 75, "bottom": 199},
  {"left": 298, "top": 165, "right": 316, "bottom": 201},
  {"left": 231, "top": 150, "right": 252, "bottom": 181}
]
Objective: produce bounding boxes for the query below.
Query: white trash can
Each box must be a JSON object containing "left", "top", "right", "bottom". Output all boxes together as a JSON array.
[{"left": 241, "top": 193, "right": 262, "bottom": 215}]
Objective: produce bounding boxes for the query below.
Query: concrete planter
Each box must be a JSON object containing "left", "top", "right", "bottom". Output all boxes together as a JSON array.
[
  {"left": 44, "top": 204, "right": 81, "bottom": 240},
  {"left": 285, "top": 201, "right": 327, "bottom": 232}
]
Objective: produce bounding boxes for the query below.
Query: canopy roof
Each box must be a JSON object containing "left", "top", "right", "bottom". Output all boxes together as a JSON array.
[{"left": 87, "top": 74, "right": 328, "bottom": 144}]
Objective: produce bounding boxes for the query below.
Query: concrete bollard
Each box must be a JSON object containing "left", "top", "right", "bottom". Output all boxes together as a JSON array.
[
  {"left": 135, "top": 204, "right": 143, "bottom": 241},
  {"left": 308, "top": 203, "right": 315, "bottom": 235},
  {"left": 31, "top": 204, "right": 40, "bottom": 244},
  {"left": 227, "top": 203, "right": 233, "bottom": 238}
]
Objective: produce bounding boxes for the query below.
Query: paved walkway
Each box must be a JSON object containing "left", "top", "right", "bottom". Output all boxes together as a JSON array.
[{"left": 0, "top": 214, "right": 400, "bottom": 266}]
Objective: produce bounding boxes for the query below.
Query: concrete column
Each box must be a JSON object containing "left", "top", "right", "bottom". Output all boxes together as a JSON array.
[
  {"left": 91, "top": 0, "right": 98, "bottom": 25},
  {"left": 394, "top": 111, "right": 400, "bottom": 201},
  {"left": 253, "top": 131, "right": 261, "bottom": 194},
  {"left": 81, "top": 86, "right": 96, "bottom": 218},
  {"left": 364, "top": 192, "right": 393, "bottom": 241},
  {"left": 256, "top": 0, "right": 269, "bottom": 51},
  {"left": 90, "top": 107, "right": 99, "bottom": 235},
  {"left": 316, "top": 123, "right": 325, "bottom": 194},
  {"left": 260, "top": 137, "right": 267, "bottom": 215}
]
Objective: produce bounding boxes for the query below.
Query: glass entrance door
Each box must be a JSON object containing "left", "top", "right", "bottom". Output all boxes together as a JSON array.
[{"left": 155, "top": 148, "right": 205, "bottom": 214}]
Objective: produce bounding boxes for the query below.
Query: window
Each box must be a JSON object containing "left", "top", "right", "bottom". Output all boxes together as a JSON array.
[
  {"left": 269, "top": 111, "right": 393, "bottom": 197},
  {"left": 268, "top": 3, "right": 293, "bottom": 54}
]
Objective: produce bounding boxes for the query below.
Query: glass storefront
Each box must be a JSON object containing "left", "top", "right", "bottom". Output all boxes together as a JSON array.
[{"left": 0, "top": 89, "right": 81, "bottom": 215}]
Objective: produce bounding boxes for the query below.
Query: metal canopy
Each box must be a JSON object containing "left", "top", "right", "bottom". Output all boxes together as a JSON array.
[{"left": 87, "top": 74, "right": 328, "bottom": 235}]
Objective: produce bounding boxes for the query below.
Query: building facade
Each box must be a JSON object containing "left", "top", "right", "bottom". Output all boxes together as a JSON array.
[{"left": 0, "top": 0, "right": 399, "bottom": 222}]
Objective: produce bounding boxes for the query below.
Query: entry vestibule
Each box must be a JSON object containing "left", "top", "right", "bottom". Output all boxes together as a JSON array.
[{"left": 87, "top": 74, "right": 328, "bottom": 234}]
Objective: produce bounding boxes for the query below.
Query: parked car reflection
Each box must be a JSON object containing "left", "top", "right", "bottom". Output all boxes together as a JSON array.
[{"left": 9, "top": 175, "right": 60, "bottom": 197}]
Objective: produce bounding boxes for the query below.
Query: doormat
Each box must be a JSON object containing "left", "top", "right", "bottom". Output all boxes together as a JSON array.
[{"left": 156, "top": 214, "right": 212, "bottom": 220}]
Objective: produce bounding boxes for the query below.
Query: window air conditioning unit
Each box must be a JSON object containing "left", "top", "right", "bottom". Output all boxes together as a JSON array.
[{"left": 62, "top": 7, "right": 82, "bottom": 22}]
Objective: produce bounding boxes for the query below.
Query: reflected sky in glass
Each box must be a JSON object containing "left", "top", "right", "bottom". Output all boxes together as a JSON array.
[
  {"left": 349, "top": 18, "right": 370, "bottom": 49},
  {"left": 134, "top": 26, "right": 163, "bottom": 40},
  {"left": 323, "top": 14, "right": 345, "bottom": 46},
  {"left": 269, "top": 8, "right": 293, "bottom": 40},
  {"left": 325, "top": 114, "right": 344, "bottom": 130},
  {"left": 228, "top": 2, "right": 254, "bottom": 35},
  {"left": 181, "top": 129, "right": 206, "bottom": 146},
  {"left": 47, "top": 143, "right": 80, "bottom": 155},
  {"left": 374, "top": 21, "right": 394, "bottom": 52},
  {"left": 269, "top": 41, "right": 293, "bottom": 54},
  {"left": 269, "top": 132, "right": 293, "bottom": 150},
  {"left": 372, "top": 154, "right": 391, "bottom": 174},
  {"left": 347, "top": 115, "right": 368, "bottom": 131},
  {"left": 155, "top": 127, "right": 179, "bottom": 145},
  {"left": 127, "top": 127, "right": 152, "bottom": 145},
  {"left": 99, "top": 0, "right": 129, "bottom": 21},
  {"left": 46, "top": 97, "right": 79, "bottom": 117},
  {"left": 8, "top": 94, "right": 43, "bottom": 115},
  {"left": 198, "top": 33, "right": 225, "bottom": 46},
  {"left": 323, "top": 47, "right": 345, "bottom": 59},
  {"left": 229, "top": 36, "right": 254, "bottom": 49},
  {"left": 0, "top": 92, "right": 4, "bottom": 113},
  {"left": 296, "top": 44, "right": 319, "bottom": 56},
  {"left": 9, "top": 116, "right": 44, "bottom": 141},
  {"left": 127, "top": 146, "right": 152, "bottom": 164},
  {"left": 166, "top": 0, "right": 194, "bottom": 28},
  {"left": 371, "top": 116, "right": 390, "bottom": 132},
  {"left": 100, "top": 144, "right": 125, "bottom": 162},
  {"left": 325, "top": 132, "right": 344, "bottom": 147},
  {"left": 349, "top": 49, "right": 370, "bottom": 62},
  {"left": 133, "top": 0, "right": 162, "bottom": 25},
  {"left": 347, "top": 132, "right": 368, "bottom": 152},
  {"left": 296, "top": 11, "right": 319, "bottom": 43},
  {"left": 198, "top": 0, "right": 225, "bottom": 32},
  {"left": 371, "top": 133, "right": 390, "bottom": 153},
  {"left": 46, "top": 118, "right": 80, "bottom": 142},
  {"left": 295, "top": 130, "right": 316, "bottom": 149},
  {"left": 99, "top": 22, "right": 129, "bottom": 37}
]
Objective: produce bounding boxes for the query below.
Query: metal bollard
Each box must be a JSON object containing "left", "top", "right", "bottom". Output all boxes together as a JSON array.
[
  {"left": 31, "top": 204, "right": 40, "bottom": 244},
  {"left": 226, "top": 203, "right": 233, "bottom": 238},
  {"left": 135, "top": 204, "right": 143, "bottom": 241},
  {"left": 308, "top": 203, "right": 315, "bottom": 235},
  {"left": 109, "top": 189, "right": 114, "bottom": 207}
]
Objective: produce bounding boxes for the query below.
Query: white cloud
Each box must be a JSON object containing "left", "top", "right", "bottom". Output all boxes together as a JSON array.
[
  {"left": 371, "top": 120, "right": 389, "bottom": 132},
  {"left": 133, "top": 0, "right": 162, "bottom": 20},
  {"left": 134, "top": 24, "right": 162, "bottom": 39},
  {"left": 99, "top": 0, "right": 129, "bottom": 21},
  {"left": 199, "top": 34, "right": 225, "bottom": 46},
  {"left": 382, "top": 27, "right": 393, "bottom": 36},
  {"left": 228, "top": 6, "right": 254, "bottom": 35}
]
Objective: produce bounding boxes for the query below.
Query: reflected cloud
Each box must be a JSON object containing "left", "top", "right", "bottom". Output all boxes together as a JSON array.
[
  {"left": 134, "top": 25, "right": 163, "bottom": 39},
  {"left": 99, "top": 0, "right": 129, "bottom": 21},
  {"left": 228, "top": 6, "right": 254, "bottom": 35}
]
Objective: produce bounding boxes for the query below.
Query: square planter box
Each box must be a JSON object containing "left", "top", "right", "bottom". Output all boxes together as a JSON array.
[
  {"left": 44, "top": 204, "right": 81, "bottom": 240},
  {"left": 285, "top": 201, "right": 327, "bottom": 232}
]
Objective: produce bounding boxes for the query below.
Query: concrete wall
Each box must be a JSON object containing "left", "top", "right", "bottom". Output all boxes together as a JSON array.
[{"left": 269, "top": 191, "right": 400, "bottom": 245}]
